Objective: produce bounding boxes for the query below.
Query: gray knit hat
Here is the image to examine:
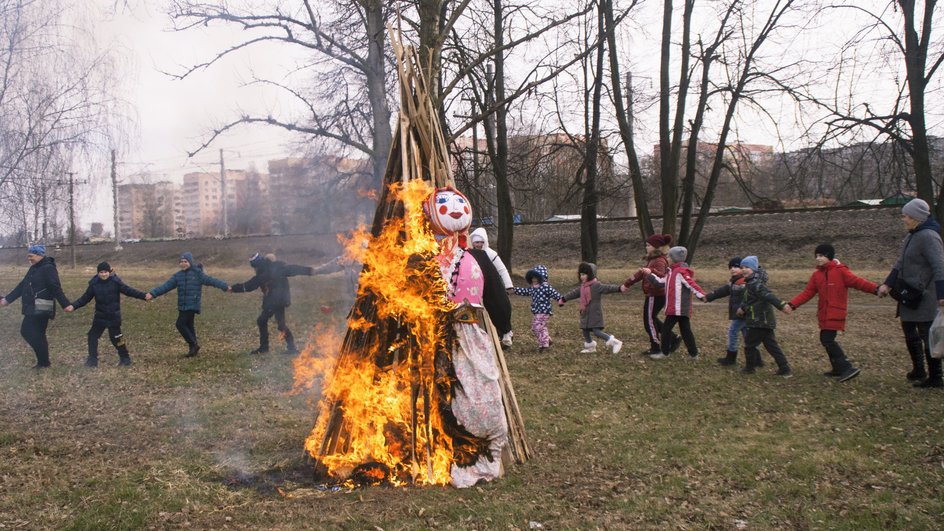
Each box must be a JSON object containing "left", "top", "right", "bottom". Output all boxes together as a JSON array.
[
  {"left": 902, "top": 198, "right": 931, "bottom": 221},
  {"left": 668, "top": 246, "right": 687, "bottom": 263}
]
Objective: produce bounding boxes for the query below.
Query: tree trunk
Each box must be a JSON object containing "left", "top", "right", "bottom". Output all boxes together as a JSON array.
[
  {"left": 603, "top": 0, "right": 653, "bottom": 240},
  {"left": 580, "top": 3, "right": 606, "bottom": 263},
  {"left": 364, "top": 0, "right": 392, "bottom": 193},
  {"left": 492, "top": 0, "right": 515, "bottom": 272},
  {"left": 658, "top": 0, "right": 676, "bottom": 236}
]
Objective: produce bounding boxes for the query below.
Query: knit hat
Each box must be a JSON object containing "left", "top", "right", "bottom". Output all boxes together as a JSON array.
[
  {"left": 249, "top": 252, "right": 266, "bottom": 268},
  {"left": 814, "top": 243, "right": 835, "bottom": 260},
  {"left": 668, "top": 246, "right": 687, "bottom": 263},
  {"left": 728, "top": 256, "right": 743, "bottom": 268},
  {"left": 902, "top": 198, "right": 931, "bottom": 221},
  {"left": 97, "top": 261, "right": 111, "bottom": 273},
  {"left": 740, "top": 256, "right": 759, "bottom": 271},
  {"left": 577, "top": 262, "right": 596, "bottom": 280},
  {"left": 646, "top": 233, "right": 672, "bottom": 248},
  {"left": 180, "top": 252, "right": 194, "bottom": 266},
  {"left": 27, "top": 244, "right": 45, "bottom": 256}
]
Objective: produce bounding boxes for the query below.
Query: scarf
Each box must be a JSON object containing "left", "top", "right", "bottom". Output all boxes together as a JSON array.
[{"left": 579, "top": 279, "right": 598, "bottom": 312}]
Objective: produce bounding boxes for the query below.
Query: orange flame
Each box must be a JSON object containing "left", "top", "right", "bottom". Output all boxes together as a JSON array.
[{"left": 296, "top": 179, "right": 459, "bottom": 486}]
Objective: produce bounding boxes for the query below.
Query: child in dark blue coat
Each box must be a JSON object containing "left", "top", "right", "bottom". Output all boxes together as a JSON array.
[
  {"left": 511, "top": 265, "right": 562, "bottom": 352},
  {"left": 146, "top": 252, "right": 229, "bottom": 357},
  {"left": 71, "top": 262, "right": 147, "bottom": 366}
]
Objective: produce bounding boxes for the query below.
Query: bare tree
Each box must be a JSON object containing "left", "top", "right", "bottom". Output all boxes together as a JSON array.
[
  {"left": 0, "top": 0, "right": 127, "bottom": 238},
  {"left": 811, "top": 1, "right": 944, "bottom": 220},
  {"left": 168, "top": 0, "right": 394, "bottom": 191}
]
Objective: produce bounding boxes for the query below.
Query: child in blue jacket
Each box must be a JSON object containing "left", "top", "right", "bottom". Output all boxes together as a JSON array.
[
  {"left": 511, "top": 265, "right": 562, "bottom": 352},
  {"left": 146, "top": 252, "right": 229, "bottom": 357}
]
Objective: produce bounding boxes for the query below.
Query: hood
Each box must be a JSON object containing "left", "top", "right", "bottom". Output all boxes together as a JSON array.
[
  {"left": 470, "top": 227, "right": 491, "bottom": 248},
  {"left": 817, "top": 258, "right": 843, "bottom": 271},
  {"left": 525, "top": 264, "right": 549, "bottom": 284},
  {"left": 31, "top": 256, "right": 54, "bottom": 269},
  {"left": 913, "top": 217, "right": 942, "bottom": 234}
]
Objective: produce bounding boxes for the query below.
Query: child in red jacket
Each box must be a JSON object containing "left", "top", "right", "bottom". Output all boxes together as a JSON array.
[
  {"left": 642, "top": 246, "right": 706, "bottom": 360},
  {"left": 786, "top": 244, "right": 879, "bottom": 382},
  {"left": 623, "top": 233, "right": 677, "bottom": 355}
]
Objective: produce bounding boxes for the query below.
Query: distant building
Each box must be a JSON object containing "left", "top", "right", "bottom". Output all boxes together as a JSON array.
[
  {"left": 181, "top": 170, "right": 271, "bottom": 237},
  {"left": 117, "top": 182, "right": 183, "bottom": 239}
]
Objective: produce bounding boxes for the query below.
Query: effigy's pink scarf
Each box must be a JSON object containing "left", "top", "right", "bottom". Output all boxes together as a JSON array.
[{"left": 579, "top": 279, "right": 598, "bottom": 312}]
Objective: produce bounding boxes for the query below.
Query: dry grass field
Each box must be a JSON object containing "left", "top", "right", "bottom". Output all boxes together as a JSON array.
[{"left": 0, "top": 207, "right": 942, "bottom": 530}]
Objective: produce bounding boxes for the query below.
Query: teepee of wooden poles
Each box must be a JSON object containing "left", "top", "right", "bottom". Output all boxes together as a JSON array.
[{"left": 308, "top": 30, "right": 530, "bottom": 484}]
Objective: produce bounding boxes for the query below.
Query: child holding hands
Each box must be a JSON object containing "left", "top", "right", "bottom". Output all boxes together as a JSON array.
[
  {"left": 786, "top": 244, "right": 876, "bottom": 382},
  {"left": 559, "top": 262, "right": 625, "bottom": 354},
  {"left": 643, "top": 246, "right": 706, "bottom": 360},
  {"left": 511, "top": 265, "right": 562, "bottom": 352}
]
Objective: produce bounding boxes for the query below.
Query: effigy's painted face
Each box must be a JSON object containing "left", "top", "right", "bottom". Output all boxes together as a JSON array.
[{"left": 429, "top": 189, "right": 472, "bottom": 235}]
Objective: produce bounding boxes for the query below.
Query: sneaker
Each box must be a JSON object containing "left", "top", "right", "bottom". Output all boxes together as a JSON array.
[
  {"left": 687, "top": 353, "right": 699, "bottom": 360},
  {"left": 823, "top": 369, "right": 841, "bottom": 377},
  {"left": 606, "top": 337, "right": 623, "bottom": 354},
  {"left": 913, "top": 377, "right": 943, "bottom": 388},
  {"left": 649, "top": 353, "right": 668, "bottom": 360},
  {"left": 838, "top": 367, "right": 861, "bottom": 382},
  {"left": 284, "top": 347, "right": 300, "bottom": 355},
  {"left": 642, "top": 347, "right": 661, "bottom": 356},
  {"left": 118, "top": 357, "right": 132, "bottom": 367},
  {"left": 501, "top": 332, "right": 514, "bottom": 348},
  {"left": 250, "top": 347, "right": 269, "bottom": 355},
  {"left": 84, "top": 357, "right": 98, "bottom": 368},
  {"left": 775, "top": 367, "right": 793, "bottom": 378}
]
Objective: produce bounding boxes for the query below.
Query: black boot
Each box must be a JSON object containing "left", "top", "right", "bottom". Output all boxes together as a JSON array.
[
  {"left": 118, "top": 356, "right": 132, "bottom": 366},
  {"left": 717, "top": 350, "right": 737, "bottom": 366},
  {"left": 906, "top": 337, "right": 927, "bottom": 381},
  {"left": 84, "top": 355, "right": 98, "bottom": 368},
  {"left": 184, "top": 343, "right": 200, "bottom": 358},
  {"left": 741, "top": 351, "right": 760, "bottom": 374},
  {"left": 915, "top": 355, "right": 943, "bottom": 388}
]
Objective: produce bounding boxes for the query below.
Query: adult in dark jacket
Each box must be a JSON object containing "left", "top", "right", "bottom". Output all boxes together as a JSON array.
[
  {"left": 71, "top": 262, "right": 147, "bottom": 366},
  {"left": 877, "top": 199, "right": 944, "bottom": 388},
  {"left": 312, "top": 255, "right": 362, "bottom": 312},
  {"left": 0, "top": 244, "right": 73, "bottom": 368},
  {"left": 145, "top": 252, "right": 229, "bottom": 357},
  {"left": 230, "top": 253, "right": 313, "bottom": 354}
]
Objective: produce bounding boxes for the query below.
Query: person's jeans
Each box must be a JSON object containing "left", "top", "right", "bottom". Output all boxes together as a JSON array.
[{"left": 727, "top": 318, "right": 746, "bottom": 352}]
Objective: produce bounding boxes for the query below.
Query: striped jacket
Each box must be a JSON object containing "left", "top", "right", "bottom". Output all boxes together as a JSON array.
[{"left": 647, "top": 262, "right": 706, "bottom": 317}]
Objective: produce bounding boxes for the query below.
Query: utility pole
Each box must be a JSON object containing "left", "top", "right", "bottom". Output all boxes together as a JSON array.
[
  {"left": 112, "top": 150, "right": 122, "bottom": 251},
  {"left": 220, "top": 148, "right": 228, "bottom": 237},
  {"left": 67, "top": 171, "right": 77, "bottom": 269}
]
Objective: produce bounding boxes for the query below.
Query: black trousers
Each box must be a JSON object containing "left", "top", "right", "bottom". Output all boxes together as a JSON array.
[
  {"left": 88, "top": 322, "right": 129, "bottom": 359},
  {"left": 20, "top": 315, "right": 51, "bottom": 366},
  {"left": 176, "top": 311, "right": 198, "bottom": 346},
  {"left": 257, "top": 306, "right": 294, "bottom": 349},
  {"left": 744, "top": 327, "right": 789, "bottom": 369},
  {"left": 643, "top": 296, "right": 667, "bottom": 350},
  {"left": 661, "top": 315, "right": 697, "bottom": 356},
  {"left": 819, "top": 329, "right": 852, "bottom": 372}
]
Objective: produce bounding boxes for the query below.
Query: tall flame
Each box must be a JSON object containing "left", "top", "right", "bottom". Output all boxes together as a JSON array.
[{"left": 298, "top": 179, "right": 461, "bottom": 485}]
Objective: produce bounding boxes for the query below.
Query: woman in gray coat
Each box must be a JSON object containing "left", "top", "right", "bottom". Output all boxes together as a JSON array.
[
  {"left": 878, "top": 198, "right": 944, "bottom": 388},
  {"left": 559, "top": 262, "right": 626, "bottom": 354}
]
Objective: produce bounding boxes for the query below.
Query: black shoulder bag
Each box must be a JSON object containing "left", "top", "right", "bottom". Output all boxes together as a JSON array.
[{"left": 890, "top": 235, "right": 924, "bottom": 310}]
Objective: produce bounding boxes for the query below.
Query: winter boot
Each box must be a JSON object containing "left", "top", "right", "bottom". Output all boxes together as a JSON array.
[
  {"left": 906, "top": 336, "right": 928, "bottom": 381},
  {"left": 580, "top": 341, "right": 598, "bottom": 354},
  {"left": 605, "top": 336, "right": 623, "bottom": 354},
  {"left": 184, "top": 343, "right": 200, "bottom": 358},
  {"left": 915, "top": 355, "right": 943, "bottom": 388},
  {"left": 717, "top": 350, "right": 737, "bottom": 366},
  {"left": 84, "top": 355, "right": 98, "bottom": 368},
  {"left": 118, "top": 356, "right": 132, "bottom": 367},
  {"left": 251, "top": 346, "right": 270, "bottom": 355}
]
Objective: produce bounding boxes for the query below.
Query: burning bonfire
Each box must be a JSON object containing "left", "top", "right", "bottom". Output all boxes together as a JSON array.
[{"left": 295, "top": 36, "right": 529, "bottom": 488}]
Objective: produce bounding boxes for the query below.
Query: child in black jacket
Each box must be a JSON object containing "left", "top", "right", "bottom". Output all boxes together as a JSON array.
[{"left": 71, "top": 262, "right": 148, "bottom": 366}]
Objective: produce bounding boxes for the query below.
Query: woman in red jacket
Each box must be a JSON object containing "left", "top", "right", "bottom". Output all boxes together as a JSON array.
[
  {"left": 623, "top": 233, "right": 678, "bottom": 355},
  {"left": 787, "top": 244, "right": 879, "bottom": 382}
]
